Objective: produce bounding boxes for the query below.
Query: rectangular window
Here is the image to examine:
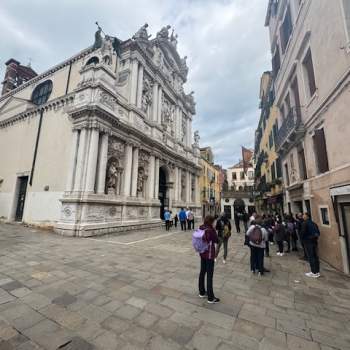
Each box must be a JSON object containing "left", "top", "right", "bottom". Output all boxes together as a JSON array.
[
  {"left": 272, "top": 45, "right": 281, "bottom": 77},
  {"left": 248, "top": 171, "right": 254, "bottom": 180},
  {"left": 240, "top": 172, "right": 245, "bottom": 180},
  {"left": 269, "top": 133, "right": 274, "bottom": 148},
  {"left": 232, "top": 172, "right": 237, "bottom": 180},
  {"left": 273, "top": 123, "right": 278, "bottom": 144},
  {"left": 303, "top": 49, "right": 317, "bottom": 97},
  {"left": 276, "top": 157, "right": 282, "bottom": 178},
  {"left": 320, "top": 207, "right": 330, "bottom": 226},
  {"left": 298, "top": 148, "right": 308, "bottom": 180},
  {"left": 313, "top": 128, "right": 329, "bottom": 174},
  {"left": 280, "top": 6, "right": 293, "bottom": 53},
  {"left": 271, "top": 163, "right": 276, "bottom": 181},
  {"left": 284, "top": 163, "right": 290, "bottom": 186}
]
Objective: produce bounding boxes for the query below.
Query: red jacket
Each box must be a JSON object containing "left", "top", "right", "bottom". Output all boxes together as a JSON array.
[{"left": 199, "top": 224, "right": 218, "bottom": 260}]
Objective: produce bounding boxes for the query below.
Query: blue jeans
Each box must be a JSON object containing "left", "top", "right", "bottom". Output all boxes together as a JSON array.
[{"left": 250, "top": 246, "right": 264, "bottom": 273}]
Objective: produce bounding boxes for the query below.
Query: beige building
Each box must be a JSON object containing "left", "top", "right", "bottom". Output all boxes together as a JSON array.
[
  {"left": 199, "top": 147, "right": 221, "bottom": 217},
  {"left": 254, "top": 71, "right": 283, "bottom": 214},
  {"left": 265, "top": 0, "right": 350, "bottom": 272},
  {"left": 0, "top": 24, "right": 201, "bottom": 236}
]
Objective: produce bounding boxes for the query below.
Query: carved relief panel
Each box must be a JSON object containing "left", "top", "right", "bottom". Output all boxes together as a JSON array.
[
  {"left": 137, "top": 150, "right": 150, "bottom": 197},
  {"left": 161, "top": 94, "right": 175, "bottom": 137},
  {"left": 181, "top": 172, "right": 186, "bottom": 202},
  {"left": 141, "top": 73, "right": 153, "bottom": 117}
]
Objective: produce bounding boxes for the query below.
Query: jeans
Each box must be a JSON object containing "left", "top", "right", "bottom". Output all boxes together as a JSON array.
[
  {"left": 265, "top": 240, "right": 270, "bottom": 256},
  {"left": 304, "top": 240, "right": 320, "bottom": 274},
  {"left": 180, "top": 220, "right": 186, "bottom": 231},
  {"left": 216, "top": 237, "right": 228, "bottom": 260},
  {"left": 165, "top": 220, "right": 170, "bottom": 231},
  {"left": 243, "top": 221, "right": 248, "bottom": 233},
  {"left": 187, "top": 219, "right": 194, "bottom": 230},
  {"left": 250, "top": 246, "right": 264, "bottom": 273},
  {"left": 199, "top": 258, "right": 215, "bottom": 300},
  {"left": 277, "top": 241, "right": 284, "bottom": 253}
]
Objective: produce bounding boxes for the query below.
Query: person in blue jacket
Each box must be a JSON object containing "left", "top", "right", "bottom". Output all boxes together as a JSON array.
[
  {"left": 164, "top": 209, "right": 171, "bottom": 231},
  {"left": 178, "top": 208, "right": 187, "bottom": 231}
]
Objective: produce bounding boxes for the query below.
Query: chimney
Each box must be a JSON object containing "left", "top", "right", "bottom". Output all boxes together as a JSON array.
[{"left": 1, "top": 58, "right": 37, "bottom": 96}]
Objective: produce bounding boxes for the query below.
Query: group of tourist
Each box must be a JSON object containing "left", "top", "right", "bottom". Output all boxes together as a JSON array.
[
  {"left": 163, "top": 207, "right": 194, "bottom": 231},
  {"left": 194, "top": 211, "right": 321, "bottom": 304}
]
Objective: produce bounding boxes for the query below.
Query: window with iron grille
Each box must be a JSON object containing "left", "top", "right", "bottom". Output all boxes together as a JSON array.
[
  {"left": 313, "top": 128, "right": 329, "bottom": 174},
  {"left": 280, "top": 6, "right": 293, "bottom": 54}
]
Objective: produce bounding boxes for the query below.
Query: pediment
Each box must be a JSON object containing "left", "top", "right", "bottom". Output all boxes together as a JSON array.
[{"left": 0, "top": 96, "right": 33, "bottom": 122}]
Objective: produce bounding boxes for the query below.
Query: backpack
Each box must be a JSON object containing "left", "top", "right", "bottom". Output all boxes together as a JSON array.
[
  {"left": 223, "top": 224, "right": 231, "bottom": 238},
  {"left": 249, "top": 225, "right": 263, "bottom": 245},
  {"left": 309, "top": 221, "right": 320, "bottom": 238},
  {"left": 192, "top": 228, "right": 209, "bottom": 253},
  {"left": 188, "top": 212, "right": 194, "bottom": 221},
  {"left": 287, "top": 222, "right": 295, "bottom": 234}
]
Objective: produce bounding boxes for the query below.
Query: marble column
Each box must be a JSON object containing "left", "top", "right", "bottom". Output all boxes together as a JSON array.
[
  {"left": 130, "top": 59, "right": 139, "bottom": 105},
  {"left": 123, "top": 143, "right": 133, "bottom": 196},
  {"left": 195, "top": 175, "right": 200, "bottom": 204},
  {"left": 174, "top": 167, "right": 179, "bottom": 201},
  {"left": 136, "top": 64, "right": 144, "bottom": 109},
  {"left": 178, "top": 168, "right": 182, "bottom": 201},
  {"left": 186, "top": 118, "right": 191, "bottom": 147},
  {"left": 152, "top": 83, "right": 158, "bottom": 122},
  {"left": 157, "top": 86, "right": 162, "bottom": 124},
  {"left": 148, "top": 155, "right": 155, "bottom": 199},
  {"left": 74, "top": 128, "right": 88, "bottom": 191},
  {"left": 85, "top": 128, "right": 100, "bottom": 193},
  {"left": 177, "top": 108, "right": 182, "bottom": 140},
  {"left": 65, "top": 129, "right": 79, "bottom": 192},
  {"left": 96, "top": 133, "right": 109, "bottom": 194},
  {"left": 186, "top": 171, "right": 191, "bottom": 203},
  {"left": 131, "top": 147, "right": 139, "bottom": 197},
  {"left": 154, "top": 158, "right": 160, "bottom": 200}
]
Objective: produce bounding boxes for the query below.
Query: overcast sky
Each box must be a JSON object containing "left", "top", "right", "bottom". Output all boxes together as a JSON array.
[{"left": 1, "top": 0, "right": 271, "bottom": 168}]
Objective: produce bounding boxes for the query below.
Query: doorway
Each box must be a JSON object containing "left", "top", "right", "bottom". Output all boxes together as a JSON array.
[
  {"left": 159, "top": 167, "right": 168, "bottom": 219},
  {"left": 15, "top": 176, "right": 28, "bottom": 221},
  {"left": 341, "top": 203, "right": 350, "bottom": 271}
]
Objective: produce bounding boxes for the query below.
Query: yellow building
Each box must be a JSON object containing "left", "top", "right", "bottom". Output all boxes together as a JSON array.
[
  {"left": 254, "top": 72, "right": 283, "bottom": 214},
  {"left": 199, "top": 147, "right": 221, "bottom": 217}
]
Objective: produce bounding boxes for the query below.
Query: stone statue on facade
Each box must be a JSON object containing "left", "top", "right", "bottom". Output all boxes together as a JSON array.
[
  {"left": 193, "top": 130, "right": 200, "bottom": 147},
  {"left": 106, "top": 160, "right": 119, "bottom": 194},
  {"left": 186, "top": 91, "right": 196, "bottom": 114},
  {"left": 180, "top": 56, "right": 189, "bottom": 78},
  {"left": 170, "top": 30, "right": 178, "bottom": 48},
  {"left": 93, "top": 22, "right": 103, "bottom": 49},
  {"left": 137, "top": 167, "right": 146, "bottom": 194},
  {"left": 133, "top": 23, "right": 151, "bottom": 41},
  {"left": 157, "top": 25, "right": 171, "bottom": 40},
  {"left": 141, "top": 77, "right": 153, "bottom": 113}
]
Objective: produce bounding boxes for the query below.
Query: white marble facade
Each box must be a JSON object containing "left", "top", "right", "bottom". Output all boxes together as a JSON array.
[{"left": 55, "top": 24, "right": 201, "bottom": 236}]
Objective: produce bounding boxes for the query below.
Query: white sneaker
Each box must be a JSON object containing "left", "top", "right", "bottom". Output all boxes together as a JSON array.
[
  {"left": 223, "top": 260, "right": 226, "bottom": 264},
  {"left": 312, "top": 273, "right": 321, "bottom": 278},
  {"left": 305, "top": 272, "right": 314, "bottom": 277},
  {"left": 277, "top": 253, "right": 281, "bottom": 256},
  {"left": 214, "top": 258, "right": 217, "bottom": 263}
]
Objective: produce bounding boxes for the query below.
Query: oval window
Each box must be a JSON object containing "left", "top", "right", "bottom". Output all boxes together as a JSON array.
[{"left": 31, "top": 80, "right": 53, "bottom": 105}]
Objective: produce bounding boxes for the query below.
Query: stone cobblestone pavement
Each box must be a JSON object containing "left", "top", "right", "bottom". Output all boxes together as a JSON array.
[{"left": 0, "top": 223, "right": 350, "bottom": 350}]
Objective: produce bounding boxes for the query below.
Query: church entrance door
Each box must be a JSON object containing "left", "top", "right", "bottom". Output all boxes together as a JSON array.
[
  {"left": 15, "top": 176, "right": 28, "bottom": 221},
  {"left": 159, "top": 167, "right": 168, "bottom": 219}
]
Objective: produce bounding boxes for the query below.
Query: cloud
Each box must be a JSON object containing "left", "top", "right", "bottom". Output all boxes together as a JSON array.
[{"left": 0, "top": 0, "right": 270, "bottom": 168}]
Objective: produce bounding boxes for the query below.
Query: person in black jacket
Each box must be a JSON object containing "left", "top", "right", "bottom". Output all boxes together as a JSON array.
[
  {"left": 215, "top": 213, "right": 231, "bottom": 264},
  {"left": 301, "top": 213, "right": 320, "bottom": 278}
]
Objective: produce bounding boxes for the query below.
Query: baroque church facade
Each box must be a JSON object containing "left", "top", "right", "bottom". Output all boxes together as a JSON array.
[{"left": 0, "top": 24, "right": 201, "bottom": 236}]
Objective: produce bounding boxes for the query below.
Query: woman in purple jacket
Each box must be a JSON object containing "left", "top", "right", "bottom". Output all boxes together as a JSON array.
[{"left": 198, "top": 215, "right": 220, "bottom": 303}]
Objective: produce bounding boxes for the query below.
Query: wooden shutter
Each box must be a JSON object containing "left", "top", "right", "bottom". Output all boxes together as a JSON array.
[{"left": 313, "top": 128, "right": 329, "bottom": 173}]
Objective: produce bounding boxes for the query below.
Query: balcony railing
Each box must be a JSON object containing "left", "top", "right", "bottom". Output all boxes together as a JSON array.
[{"left": 275, "top": 107, "right": 305, "bottom": 152}]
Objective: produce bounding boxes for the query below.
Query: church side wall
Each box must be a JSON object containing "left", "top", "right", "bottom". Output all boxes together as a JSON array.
[{"left": 0, "top": 108, "right": 72, "bottom": 224}]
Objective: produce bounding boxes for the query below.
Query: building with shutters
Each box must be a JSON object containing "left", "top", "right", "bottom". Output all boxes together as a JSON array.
[
  {"left": 265, "top": 0, "right": 350, "bottom": 272},
  {"left": 254, "top": 71, "right": 283, "bottom": 214},
  {"left": 0, "top": 24, "right": 202, "bottom": 236}
]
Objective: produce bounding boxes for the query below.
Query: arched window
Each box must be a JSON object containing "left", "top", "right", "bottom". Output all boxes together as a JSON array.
[
  {"left": 86, "top": 56, "right": 99, "bottom": 66},
  {"left": 31, "top": 80, "right": 53, "bottom": 105}
]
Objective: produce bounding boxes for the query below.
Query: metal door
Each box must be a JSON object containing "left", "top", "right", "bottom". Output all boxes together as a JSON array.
[
  {"left": 15, "top": 176, "right": 28, "bottom": 221},
  {"left": 341, "top": 203, "right": 350, "bottom": 270}
]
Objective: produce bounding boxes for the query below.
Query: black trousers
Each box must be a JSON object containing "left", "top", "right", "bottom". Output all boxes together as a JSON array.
[
  {"left": 180, "top": 220, "right": 186, "bottom": 230},
  {"left": 265, "top": 240, "right": 270, "bottom": 256},
  {"left": 216, "top": 237, "right": 228, "bottom": 259},
  {"left": 250, "top": 246, "right": 264, "bottom": 273},
  {"left": 277, "top": 241, "right": 284, "bottom": 253},
  {"left": 304, "top": 240, "right": 320, "bottom": 274},
  {"left": 198, "top": 258, "right": 215, "bottom": 300},
  {"left": 235, "top": 220, "right": 240, "bottom": 233},
  {"left": 165, "top": 220, "right": 170, "bottom": 231}
]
